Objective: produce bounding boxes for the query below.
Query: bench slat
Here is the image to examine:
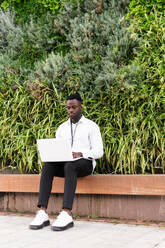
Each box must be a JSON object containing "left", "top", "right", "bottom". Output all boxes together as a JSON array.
[{"left": 0, "top": 174, "right": 165, "bottom": 195}]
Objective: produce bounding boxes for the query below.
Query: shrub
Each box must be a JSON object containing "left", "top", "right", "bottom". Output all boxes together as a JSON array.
[
  {"left": 0, "top": 10, "right": 23, "bottom": 53},
  {"left": 0, "top": 9, "right": 68, "bottom": 84},
  {"left": 37, "top": 0, "right": 63, "bottom": 13},
  {"left": 128, "top": 0, "right": 165, "bottom": 30},
  {"left": 127, "top": 1, "right": 165, "bottom": 86},
  {"left": 0, "top": 0, "right": 61, "bottom": 23},
  {"left": 31, "top": 0, "right": 139, "bottom": 94}
]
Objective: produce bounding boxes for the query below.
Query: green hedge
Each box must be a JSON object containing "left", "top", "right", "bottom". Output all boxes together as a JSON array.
[
  {"left": 127, "top": 0, "right": 165, "bottom": 86},
  {"left": 0, "top": 81, "right": 164, "bottom": 174},
  {"left": 0, "top": 0, "right": 164, "bottom": 174}
]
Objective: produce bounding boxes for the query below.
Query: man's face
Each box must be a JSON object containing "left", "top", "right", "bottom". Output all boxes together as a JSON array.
[{"left": 66, "top": 99, "right": 82, "bottom": 121}]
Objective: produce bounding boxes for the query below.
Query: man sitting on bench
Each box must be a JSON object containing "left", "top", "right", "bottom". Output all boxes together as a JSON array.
[{"left": 29, "top": 93, "right": 103, "bottom": 231}]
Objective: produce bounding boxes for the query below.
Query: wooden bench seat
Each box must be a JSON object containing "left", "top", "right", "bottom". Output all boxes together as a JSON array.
[{"left": 0, "top": 174, "right": 165, "bottom": 196}]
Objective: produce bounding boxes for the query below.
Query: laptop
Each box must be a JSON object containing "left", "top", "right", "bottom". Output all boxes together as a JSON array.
[{"left": 37, "top": 138, "right": 76, "bottom": 162}]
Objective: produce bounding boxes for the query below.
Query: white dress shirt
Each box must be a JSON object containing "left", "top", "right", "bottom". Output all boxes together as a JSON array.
[{"left": 55, "top": 115, "right": 104, "bottom": 169}]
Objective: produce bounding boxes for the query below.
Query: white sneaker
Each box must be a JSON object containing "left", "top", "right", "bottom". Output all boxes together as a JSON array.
[
  {"left": 51, "top": 210, "right": 74, "bottom": 231},
  {"left": 29, "top": 210, "right": 50, "bottom": 230}
]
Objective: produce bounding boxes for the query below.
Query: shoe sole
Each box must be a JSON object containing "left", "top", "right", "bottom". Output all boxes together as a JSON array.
[
  {"left": 29, "top": 220, "right": 50, "bottom": 230},
  {"left": 51, "top": 222, "right": 74, "bottom": 231}
]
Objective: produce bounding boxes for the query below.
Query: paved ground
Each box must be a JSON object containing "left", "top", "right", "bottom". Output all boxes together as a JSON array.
[{"left": 0, "top": 214, "right": 165, "bottom": 248}]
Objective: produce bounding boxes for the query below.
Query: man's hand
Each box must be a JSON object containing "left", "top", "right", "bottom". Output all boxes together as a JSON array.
[{"left": 72, "top": 152, "right": 83, "bottom": 158}]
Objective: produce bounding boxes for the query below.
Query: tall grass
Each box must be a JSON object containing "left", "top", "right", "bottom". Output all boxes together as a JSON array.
[
  {"left": 0, "top": 82, "right": 67, "bottom": 173},
  {"left": 0, "top": 82, "right": 164, "bottom": 174},
  {"left": 83, "top": 85, "right": 165, "bottom": 174}
]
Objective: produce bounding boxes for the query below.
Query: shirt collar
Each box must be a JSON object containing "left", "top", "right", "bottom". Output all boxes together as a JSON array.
[{"left": 67, "top": 115, "right": 86, "bottom": 125}]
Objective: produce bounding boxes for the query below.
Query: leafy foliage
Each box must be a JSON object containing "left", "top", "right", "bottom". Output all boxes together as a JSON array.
[
  {"left": 0, "top": 0, "right": 63, "bottom": 19},
  {"left": 0, "top": 9, "right": 68, "bottom": 81},
  {"left": 31, "top": 0, "right": 139, "bottom": 94},
  {"left": 0, "top": 82, "right": 66, "bottom": 173},
  {"left": 127, "top": 1, "right": 165, "bottom": 86},
  {"left": 0, "top": 0, "right": 48, "bottom": 23},
  {"left": 0, "top": 0, "right": 164, "bottom": 174},
  {"left": 128, "top": 0, "right": 165, "bottom": 29},
  {"left": 37, "top": 0, "right": 63, "bottom": 13},
  {"left": 0, "top": 80, "right": 164, "bottom": 174}
]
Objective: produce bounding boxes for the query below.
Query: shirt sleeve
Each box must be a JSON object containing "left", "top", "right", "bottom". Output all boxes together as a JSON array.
[
  {"left": 55, "top": 126, "right": 62, "bottom": 138},
  {"left": 82, "top": 123, "right": 104, "bottom": 160}
]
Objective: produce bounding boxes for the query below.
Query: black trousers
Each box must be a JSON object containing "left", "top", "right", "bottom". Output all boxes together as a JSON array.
[{"left": 38, "top": 159, "right": 93, "bottom": 210}]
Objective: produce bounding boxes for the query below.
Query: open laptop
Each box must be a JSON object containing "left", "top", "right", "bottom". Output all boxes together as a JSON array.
[{"left": 37, "top": 138, "right": 76, "bottom": 162}]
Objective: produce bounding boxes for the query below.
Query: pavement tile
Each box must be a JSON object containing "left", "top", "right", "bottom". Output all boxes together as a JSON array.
[{"left": 0, "top": 215, "right": 165, "bottom": 248}]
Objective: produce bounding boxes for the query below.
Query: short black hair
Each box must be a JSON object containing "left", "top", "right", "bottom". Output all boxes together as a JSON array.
[{"left": 67, "top": 93, "right": 83, "bottom": 103}]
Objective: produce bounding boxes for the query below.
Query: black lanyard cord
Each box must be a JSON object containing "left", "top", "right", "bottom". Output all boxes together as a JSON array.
[{"left": 70, "top": 118, "right": 78, "bottom": 147}]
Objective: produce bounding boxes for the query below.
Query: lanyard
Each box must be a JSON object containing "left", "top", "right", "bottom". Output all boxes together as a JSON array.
[{"left": 70, "top": 118, "right": 78, "bottom": 147}]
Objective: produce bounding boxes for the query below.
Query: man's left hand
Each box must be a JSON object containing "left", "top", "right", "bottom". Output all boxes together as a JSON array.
[{"left": 72, "top": 152, "right": 83, "bottom": 158}]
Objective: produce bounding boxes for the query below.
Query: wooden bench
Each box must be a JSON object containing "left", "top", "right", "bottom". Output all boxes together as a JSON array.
[{"left": 0, "top": 174, "right": 165, "bottom": 196}]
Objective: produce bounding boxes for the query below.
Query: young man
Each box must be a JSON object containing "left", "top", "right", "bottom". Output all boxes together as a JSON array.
[{"left": 29, "top": 93, "right": 103, "bottom": 231}]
